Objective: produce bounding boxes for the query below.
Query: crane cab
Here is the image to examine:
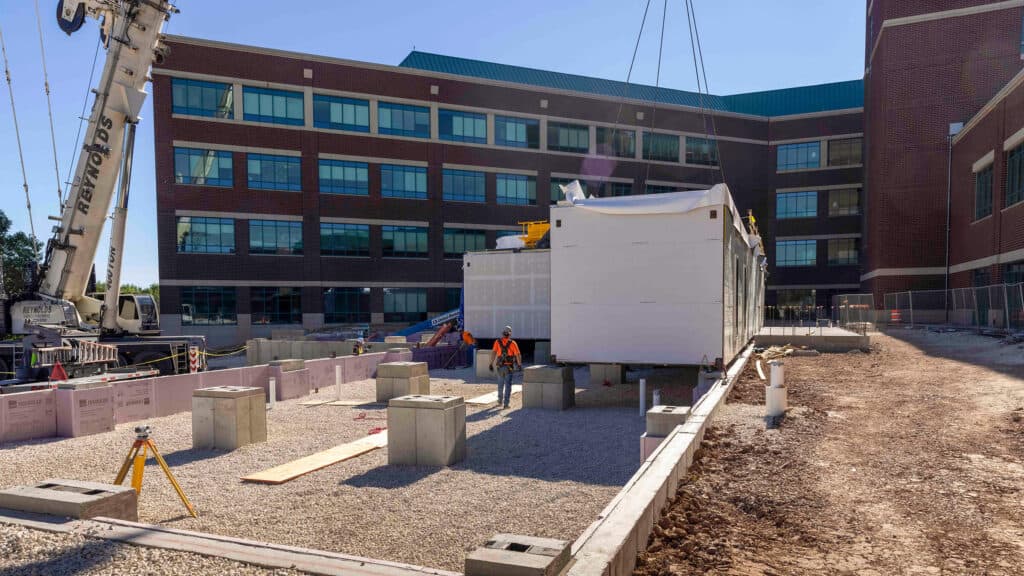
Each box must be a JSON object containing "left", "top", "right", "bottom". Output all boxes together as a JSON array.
[{"left": 89, "top": 292, "right": 160, "bottom": 335}]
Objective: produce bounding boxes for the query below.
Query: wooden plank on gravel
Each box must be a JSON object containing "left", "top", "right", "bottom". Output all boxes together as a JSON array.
[
  {"left": 242, "top": 432, "right": 388, "bottom": 484},
  {"left": 299, "top": 399, "right": 333, "bottom": 406},
  {"left": 465, "top": 384, "right": 522, "bottom": 405},
  {"left": 326, "top": 400, "right": 384, "bottom": 407}
]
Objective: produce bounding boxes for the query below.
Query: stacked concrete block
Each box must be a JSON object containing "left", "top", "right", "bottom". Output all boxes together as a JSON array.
[
  {"left": 465, "top": 534, "right": 571, "bottom": 576},
  {"left": 376, "top": 362, "right": 430, "bottom": 403},
  {"left": 475, "top": 349, "right": 494, "bottom": 379},
  {"left": 522, "top": 365, "right": 575, "bottom": 410},
  {"left": 0, "top": 389, "right": 57, "bottom": 443},
  {"left": 589, "top": 363, "right": 624, "bottom": 386},
  {"left": 55, "top": 382, "right": 115, "bottom": 438},
  {"left": 387, "top": 395, "right": 466, "bottom": 466},
  {"left": 534, "top": 341, "right": 552, "bottom": 364},
  {"left": 641, "top": 405, "right": 691, "bottom": 461},
  {"left": 192, "top": 386, "right": 266, "bottom": 450},
  {"left": 0, "top": 479, "right": 138, "bottom": 521},
  {"left": 113, "top": 378, "right": 155, "bottom": 424}
]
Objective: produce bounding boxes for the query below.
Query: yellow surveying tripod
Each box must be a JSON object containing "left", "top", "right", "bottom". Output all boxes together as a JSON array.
[{"left": 114, "top": 425, "right": 197, "bottom": 518}]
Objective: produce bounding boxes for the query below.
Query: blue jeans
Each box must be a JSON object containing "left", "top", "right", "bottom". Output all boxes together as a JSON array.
[{"left": 497, "top": 365, "right": 514, "bottom": 406}]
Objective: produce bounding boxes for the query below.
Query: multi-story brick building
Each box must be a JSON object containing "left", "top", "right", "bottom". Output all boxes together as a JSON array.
[{"left": 152, "top": 36, "right": 865, "bottom": 347}]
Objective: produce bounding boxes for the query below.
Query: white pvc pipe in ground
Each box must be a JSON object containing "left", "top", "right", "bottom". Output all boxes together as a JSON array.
[
  {"left": 336, "top": 365, "right": 343, "bottom": 401},
  {"left": 639, "top": 378, "right": 647, "bottom": 416},
  {"left": 269, "top": 377, "right": 276, "bottom": 410},
  {"left": 765, "top": 386, "right": 787, "bottom": 417},
  {"left": 769, "top": 361, "right": 785, "bottom": 388}
]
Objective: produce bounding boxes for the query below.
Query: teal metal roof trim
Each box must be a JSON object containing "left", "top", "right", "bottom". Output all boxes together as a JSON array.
[{"left": 399, "top": 51, "right": 862, "bottom": 118}]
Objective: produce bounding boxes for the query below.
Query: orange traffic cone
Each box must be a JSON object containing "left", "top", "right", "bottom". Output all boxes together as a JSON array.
[{"left": 50, "top": 360, "right": 68, "bottom": 382}]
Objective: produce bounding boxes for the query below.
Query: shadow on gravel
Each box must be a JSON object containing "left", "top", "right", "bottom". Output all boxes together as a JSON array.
[
  {"left": 341, "top": 464, "right": 437, "bottom": 488},
  {"left": 159, "top": 448, "right": 230, "bottom": 467},
  {"left": 3, "top": 537, "right": 115, "bottom": 576}
]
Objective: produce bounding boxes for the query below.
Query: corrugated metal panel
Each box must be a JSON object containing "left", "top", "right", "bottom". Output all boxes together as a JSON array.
[{"left": 398, "top": 51, "right": 863, "bottom": 118}]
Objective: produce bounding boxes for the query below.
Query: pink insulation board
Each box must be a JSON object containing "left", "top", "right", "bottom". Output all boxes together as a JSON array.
[
  {"left": 1, "top": 389, "right": 57, "bottom": 443},
  {"left": 56, "top": 386, "right": 114, "bottom": 438},
  {"left": 113, "top": 379, "right": 155, "bottom": 424},
  {"left": 152, "top": 373, "right": 202, "bottom": 417}
]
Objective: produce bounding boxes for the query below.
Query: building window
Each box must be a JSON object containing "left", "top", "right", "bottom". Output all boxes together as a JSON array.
[
  {"left": 438, "top": 109, "right": 487, "bottom": 144},
  {"left": 776, "top": 240, "right": 816, "bottom": 267},
  {"left": 173, "top": 148, "right": 233, "bottom": 187},
  {"left": 247, "top": 154, "right": 301, "bottom": 191},
  {"left": 494, "top": 115, "right": 540, "bottom": 148},
  {"left": 776, "top": 191, "right": 818, "bottom": 219},
  {"left": 642, "top": 132, "right": 680, "bottom": 162},
  {"left": 382, "top": 225, "right": 428, "bottom": 257},
  {"left": 645, "top": 184, "right": 681, "bottom": 195},
  {"left": 251, "top": 287, "right": 302, "bottom": 325},
  {"left": 320, "top": 223, "right": 370, "bottom": 257},
  {"left": 1005, "top": 262, "right": 1024, "bottom": 284},
  {"left": 777, "top": 141, "right": 821, "bottom": 171},
  {"left": 171, "top": 78, "right": 233, "bottom": 118},
  {"left": 973, "top": 268, "right": 991, "bottom": 287},
  {"left": 378, "top": 102, "right": 430, "bottom": 138},
  {"left": 827, "top": 238, "right": 858, "bottom": 266},
  {"left": 242, "top": 86, "right": 304, "bottom": 126},
  {"left": 445, "top": 288, "right": 461, "bottom": 311},
  {"left": 596, "top": 127, "right": 636, "bottom": 158},
  {"left": 176, "top": 216, "right": 234, "bottom": 254},
  {"left": 381, "top": 165, "right": 428, "bottom": 199},
  {"left": 442, "top": 169, "right": 486, "bottom": 203},
  {"left": 975, "top": 165, "right": 993, "bottom": 220},
  {"left": 547, "top": 122, "right": 590, "bottom": 153},
  {"left": 180, "top": 287, "right": 237, "bottom": 326},
  {"left": 323, "top": 287, "right": 370, "bottom": 324},
  {"left": 828, "top": 188, "right": 860, "bottom": 216},
  {"left": 312, "top": 95, "right": 369, "bottom": 132},
  {"left": 496, "top": 230, "right": 521, "bottom": 239},
  {"left": 610, "top": 182, "right": 632, "bottom": 196},
  {"left": 551, "top": 178, "right": 586, "bottom": 204},
  {"left": 776, "top": 289, "right": 816, "bottom": 308},
  {"left": 384, "top": 288, "right": 427, "bottom": 323},
  {"left": 444, "top": 228, "right": 486, "bottom": 258},
  {"left": 828, "top": 137, "right": 862, "bottom": 166},
  {"left": 249, "top": 220, "right": 303, "bottom": 255},
  {"left": 685, "top": 137, "right": 719, "bottom": 166},
  {"left": 496, "top": 174, "right": 536, "bottom": 205},
  {"left": 319, "top": 159, "right": 368, "bottom": 195},
  {"left": 1007, "top": 143, "right": 1024, "bottom": 207}
]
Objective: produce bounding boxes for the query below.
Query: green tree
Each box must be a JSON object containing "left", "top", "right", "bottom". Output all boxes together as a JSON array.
[{"left": 0, "top": 210, "right": 41, "bottom": 298}]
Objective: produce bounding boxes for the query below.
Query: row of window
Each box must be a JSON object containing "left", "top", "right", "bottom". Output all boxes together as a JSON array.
[
  {"left": 775, "top": 238, "right": 858, "bottom": 267},
  {"left": 181, "top": 286, "right": 453, "bottom": 325},
  {"left": 176, "top": 216, "right": 493, "bottom": 258},
  {"left": 974, "top": 142, "right": 1024, "bottom": 220},
  {"left": 171, "top": 78, "right": 721, "bottom": 164},
  {"left": 776, "top": 138, "right": 862, "bottom": 171},
  {"left": 174, "top": 146, "right": 699, "bottom": 204},
  {"left": 776, "top": 188, "right": 860, "bottom": 219}
]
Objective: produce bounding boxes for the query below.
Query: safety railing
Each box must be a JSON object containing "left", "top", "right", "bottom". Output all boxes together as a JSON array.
[{"left": 883, "top": 282, "right": 1024, "bottom": 333}]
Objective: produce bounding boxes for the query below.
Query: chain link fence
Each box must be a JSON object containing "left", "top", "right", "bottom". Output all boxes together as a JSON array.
[
  {"left": 763, "top": 305, "right": 828, "bottom": 327},
  {"left": 831, "top": 293, "right": 874, "bottom": 334},
  {"left": 883, "top": 283, "right": 1024, "bottom": 332}
]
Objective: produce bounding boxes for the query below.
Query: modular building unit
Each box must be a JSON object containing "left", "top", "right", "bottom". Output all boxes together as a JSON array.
[
  {"left": 462, "top": 249, "right": 551, "bottom": 340},
  {"left": 550, "top": 184, "right": 765, "bottom": 366}
]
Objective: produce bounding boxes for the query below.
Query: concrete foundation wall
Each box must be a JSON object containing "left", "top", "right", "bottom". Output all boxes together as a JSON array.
[{"left": 754, "top": 333, "right": 870, "bottom": 352}]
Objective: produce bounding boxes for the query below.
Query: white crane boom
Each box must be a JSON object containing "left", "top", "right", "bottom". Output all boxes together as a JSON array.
[{"left": 36, "top": 0, "right": 172, "bottom": 330}]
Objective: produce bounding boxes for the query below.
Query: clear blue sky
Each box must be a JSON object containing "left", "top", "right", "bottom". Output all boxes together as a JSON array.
[{"left": 0, "top": 0, "right": 865, "bottom": 287}]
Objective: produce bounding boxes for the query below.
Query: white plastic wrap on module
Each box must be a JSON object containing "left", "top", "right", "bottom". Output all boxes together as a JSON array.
[{"left": 463, "top": 249, "right": 551, "bottom": 340}]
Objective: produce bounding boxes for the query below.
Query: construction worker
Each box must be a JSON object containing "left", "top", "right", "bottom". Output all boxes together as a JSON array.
[
  {"left": 489, "top": 325, "right": 522, "bottom": 409},
  {"left": 460, "top": 328, "right": 476, "bottom": 367}
]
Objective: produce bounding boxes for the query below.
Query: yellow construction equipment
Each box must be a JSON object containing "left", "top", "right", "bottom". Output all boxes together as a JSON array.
[
  {"left": 518, "top": 220, "right": 551, "bottom": 248},
  {"left": 113, "top": 425, "right": 197, "bottom": 518}
]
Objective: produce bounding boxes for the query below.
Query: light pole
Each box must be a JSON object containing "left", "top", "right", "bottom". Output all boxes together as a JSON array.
[{"left": 945, "top": 122, "right": 964, "bottom": 324}]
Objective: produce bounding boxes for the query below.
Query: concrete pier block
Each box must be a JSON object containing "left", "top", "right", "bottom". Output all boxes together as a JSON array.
[
  {"left": 376, "top": 361, "right": 428, "bottom": 379},
  {"left": 387, "top": 395, "right": 466, "bottom": 466},
  {"left": 475, "top": 349, "right": 493, "bottom": 379},
  {"left": 523, "top": 365, "right": 574, "bottom": 384},
  {"left": 646, "top": 405, "right": 690, "bottom": 437},
  {"left": 0, "top": 479, "right": 137, "bottom": 521},
  {"left": 55, "top": 383, "right": 114, "bottom": 438},
  {"left": 523, "top": 365, "right": 575, "bottom": 410},
  {"left": 192, "top": 386, "right": 265, "bottom": 450},
  {"left": 465, "top": 533, "right": 571, "bottom": 576}
]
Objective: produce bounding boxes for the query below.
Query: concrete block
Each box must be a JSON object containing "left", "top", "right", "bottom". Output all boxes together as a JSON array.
[
  {"left": 534, "top": 341, "right": 551, "bottom": 364},
  {"left": 646, "top": 405, "right": 690, "bottom": 437},
  {"left": 540, "top": 380, "right": 575, "bottom": 411},
  {"left": 389, "top": 394, "right": 463, "bottom": 409},
  {"left": 249, "top": 393, "right": 267, "bottom": 443},
  {"left": 191, "top": 396, "right": 215, "bottom": 449},
  {"left": 640, "top": 433, "right": 666, "bottom": 461},
  {"left": 113, "top": 378, "right": 155, "bottom": 424},
  {"left": 0, "top": 389, "right": 57, "bottom": 444},
  {"left": 214, "top": 396, "right": 251, "bottom": 448},
  {"left": 589, "top": 364, "right": 624, "bottom": 386},
  {"left": 475, "top": 349, "right": 493, "bottom": 379},
  {"left": 465, "top": 533, "right": 571, "bottom": 576},
  {"left": 523, "top": 378, "right": 543, "bottom": 408},
  {"left": 193, "top": 386, "right": 263, "bottom": 450},
  {"left": 376, "top": 361, "right": 428, "bottom": 379},
  {"left": 387, "top": 395, "right": 466, "bottom": 466},
  {"left": 523, "top": 365, "right": 573, "bottom": 384},
  {"left": 387, "top": 406, "right": 417, "bottom": 465},
  {"left": 375, "top": 377, "right": 394, "bottom": 403},
  {"left": 0, "top": 479, "right": 137, "bottom": 521},
  {"left": 55, "top": 385, "right": 114, "bottom": 438},
  {"left": 268, "top": 358, "right": 305, "bottom": 372},
  {"left": 271, "top": 367, "right": 311, "bottom": 400},
  {"left": 415, "top": 407, "right": 449, "bottom": 465}
]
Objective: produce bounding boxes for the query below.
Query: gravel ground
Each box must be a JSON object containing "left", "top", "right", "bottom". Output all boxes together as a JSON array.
[
  {"left": 0, "top": 368, "right": 645, "bottom": 572},
  {"left": 0, "top": 523, "right": 302, "bottom": 575},
  {"left": 634, "top": 330, "right": 1024, "bottom": 575}
]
